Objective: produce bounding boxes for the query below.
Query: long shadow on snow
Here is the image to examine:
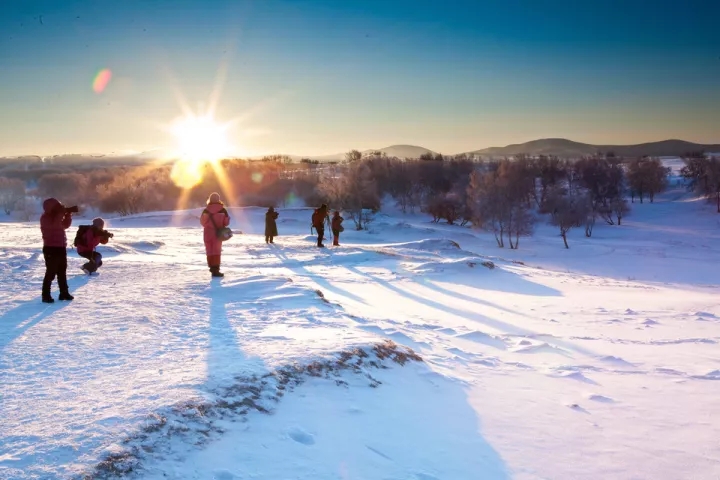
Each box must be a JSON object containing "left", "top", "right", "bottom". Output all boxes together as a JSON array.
[
  {"left": 0, "top": 275, "right": 91, "bottom": 351},
  {"left": 199, "top": 281, "right": 509, "bottom": 479},
  {"left": 204, "top": 280, "right": 268, "bottom": 388},
  {"left": 346, "top": 265, "right": 595, "bottom": 357},
  {"left": 269, "top": 246, "right": 367, "bottom": 305}
]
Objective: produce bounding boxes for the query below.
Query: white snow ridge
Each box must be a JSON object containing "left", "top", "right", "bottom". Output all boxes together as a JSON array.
[{"left": 1, "top": 198, "right": 720, "bottom": 480}]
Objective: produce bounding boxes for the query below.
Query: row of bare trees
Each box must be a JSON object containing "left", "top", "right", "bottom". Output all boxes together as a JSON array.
[
  {"left": 5, "top": 150, "right": 719, "bottom": 252},
  {"left": 313, "top": 151, "right": 675, "bottom": 247}
]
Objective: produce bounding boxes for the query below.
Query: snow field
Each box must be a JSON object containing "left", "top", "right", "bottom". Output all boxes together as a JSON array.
[{"left": 1, "top": 176, "right": 720, "bottom": 479}]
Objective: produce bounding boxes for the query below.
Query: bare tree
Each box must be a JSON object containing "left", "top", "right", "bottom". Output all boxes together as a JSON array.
[
  {"left": 318, "top": 161, "right": 379, "bottom": 230},
  {"left": 467, "top": 162, "right": 535, "bottom": 248},
  {"left": 628, "top": 157, "right": 668, "bottom": 204},
  {"left": 36, "top": 173, "right": 88, "bottom": 206},
  {"left": 507, "top": 204, "right": 535, "bottom": 249},
  {"left": 345, "top": 150, "right": 362, "bottom": 164},
  {"left": 611, "top": 196, "right": 630, "bottom": 225},
  {"left": 467, "top": 170, "right": 507, "bottom": 247},
  {"left": 681, "top": 154, "right": 720, "bottom": 212},
  {"left": 546, "top": 187, "right": 591, "bottom": 249},
  {"left": 0, "top": 177, "right": 26, "bottom": 214}
]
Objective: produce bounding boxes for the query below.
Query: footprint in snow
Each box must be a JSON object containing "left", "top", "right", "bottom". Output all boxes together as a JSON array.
[
  {"left": 213, "top": 470, "right": 236, "bottom": 480},
  {"left": 416, "top": 474, "right": 440, "bottom": 480},
  {"left": 587, "top": 394, "right": 615, "bottom": 403},
  {"left": 288, "top": 426, "right": 315, "bottom": 445}
]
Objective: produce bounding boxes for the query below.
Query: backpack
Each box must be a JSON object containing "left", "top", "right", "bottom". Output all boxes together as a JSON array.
[
  {"left": 204, "top": 208, "right": 233, "bottom": 241},
  {"left": 311, "top": 209, "right": 324, "bottom": 228},
  {"left": 73, "top": 225, "right": 92, "bottom": 248}
]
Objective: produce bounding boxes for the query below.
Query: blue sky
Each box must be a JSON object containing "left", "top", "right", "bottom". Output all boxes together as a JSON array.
[{"left": 0, "top": 0, "right": 719, "bottom": 156}]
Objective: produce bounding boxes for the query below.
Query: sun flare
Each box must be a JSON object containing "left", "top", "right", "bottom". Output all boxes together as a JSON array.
[{"left": 171, "top": 114, "right": 231, "bottom": 164}]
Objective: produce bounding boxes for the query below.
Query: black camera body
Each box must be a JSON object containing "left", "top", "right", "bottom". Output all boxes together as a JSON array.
[{"left": 64, "top": 205, "right": 79, "bottom": 214}]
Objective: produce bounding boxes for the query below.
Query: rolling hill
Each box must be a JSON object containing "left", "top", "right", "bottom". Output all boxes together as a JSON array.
[{"left": 466, "top": 138, "right": 720, "bottom": 157}]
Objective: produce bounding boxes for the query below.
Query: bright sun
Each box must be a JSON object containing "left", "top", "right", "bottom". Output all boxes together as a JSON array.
[
  {"left": 171, "top": 114, "right": 231, "bottom": 164},
  {"left": 168, "top": 114, "right": 234, "bottom": 189}
]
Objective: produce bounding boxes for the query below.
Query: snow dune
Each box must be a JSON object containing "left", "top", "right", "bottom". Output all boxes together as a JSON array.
[{"left": 1, "top": 183, "right": 720, "bottom": 479}]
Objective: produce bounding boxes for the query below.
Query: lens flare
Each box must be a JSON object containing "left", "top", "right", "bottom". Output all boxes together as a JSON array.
[
  {"left": 93, "top": 68, "right": 112, "bottom": 93},
  {"left": 251, "top": 172, "right": 263, "bottom": 184},
  {"left": 170, "top": 159, "right": 204, "bottom": 189}
]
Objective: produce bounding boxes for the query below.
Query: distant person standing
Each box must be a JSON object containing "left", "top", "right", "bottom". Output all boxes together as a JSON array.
[
  {"left": 331, "top": 211, "right": 344, "bottom": 246},
  {"left": 75, "top": 217, "right": 114, "bottom": 274},
  {"left": 265, "top": 207, "right": 279, "bottom": 244},
  {"left": 311, "top": 203, "right": 330, "bottom": 248},
  {"left": 40, "top": 198, "right": 78, "bottom": 303},
  {"left": 200, "top": 192, "right": 230, "bottom": 278}
]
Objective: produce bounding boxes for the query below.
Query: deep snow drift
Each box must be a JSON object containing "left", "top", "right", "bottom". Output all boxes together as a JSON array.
[{"left": 1, "top": 179, "right": 720, "bottom": 479}]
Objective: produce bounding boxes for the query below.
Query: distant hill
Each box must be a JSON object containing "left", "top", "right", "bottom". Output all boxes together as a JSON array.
[
  {"left": 466, "top": 138, "right": 720, "bottom": 158},
  {"left": 366, "top": 145, "right": 437, "bottom": 159},
  {"left": 307, "top": 145, "right": 437, "bottom": 162}
]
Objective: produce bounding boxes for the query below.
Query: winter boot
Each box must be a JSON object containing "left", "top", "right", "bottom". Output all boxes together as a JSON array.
[
  {"left": 210, "top": 266, "right": 225, "bottom": 278},
  {"left": 59, "top": 292, "right": 74, "bottom": 301},
  {"left": 42, "top": 294, "right": 55, "bottom": 304}
]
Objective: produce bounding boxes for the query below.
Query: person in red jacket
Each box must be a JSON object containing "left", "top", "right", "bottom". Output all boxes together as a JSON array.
[
  {"left": 77, "top": 217, "right": 113, "bottom": 274},
  {"left": 331, "top": 211, "right": 344, "bottom": 246},
  {"left": 40, "top": 198, "right": 77, "bottom": 303},
  {"left": 200, "top": 192, "right": 230, "bottom": 278}
]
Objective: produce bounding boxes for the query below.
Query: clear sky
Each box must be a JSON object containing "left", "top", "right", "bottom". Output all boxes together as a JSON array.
[{"left": 1, "top": 0, "right": 719, "bottom": 156}]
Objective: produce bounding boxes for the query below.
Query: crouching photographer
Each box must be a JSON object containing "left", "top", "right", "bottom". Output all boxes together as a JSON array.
[
  {"left": 40, "top": 198, "right": 78, "bottom": 303},
  {"left": 75, "top": 217, "right": 114, "bottom": 275}
]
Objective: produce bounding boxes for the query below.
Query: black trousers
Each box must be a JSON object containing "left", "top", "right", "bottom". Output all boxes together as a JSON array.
[
  {"left": 42, "top": 247, "right": 69, "bottom": 296},
  {"left": 316, "top": 226, "right": 325, "bottom": 246},
  {"left": 79, "top": 251, "right": 103, "bottom": 273}
]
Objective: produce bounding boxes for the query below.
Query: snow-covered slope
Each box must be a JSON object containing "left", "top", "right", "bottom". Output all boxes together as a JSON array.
[{"left": 1, "top": 183, "right": 720, "bottom": 479}]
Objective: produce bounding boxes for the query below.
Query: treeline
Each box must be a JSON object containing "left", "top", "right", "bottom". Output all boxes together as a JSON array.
[
  {"left": 313, "top": 151, "right": 676, "bottom": 248},
  {"left": 2, "top": 150, "right": 720, "bottom": 249},
  {"left": 0, "top": 158, "right": 323, "bottom": 217}
]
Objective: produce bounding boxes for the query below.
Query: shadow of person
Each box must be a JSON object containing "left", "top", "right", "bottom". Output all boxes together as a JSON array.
[
  {"left": 178, "top": 355, "right": 511, "bottom": 479},
  {"left": 0, "top": 275, "right": 91, "bottom": 351},
  {"left": 203, "top": 280, "right": 267, "bottom": 390},
  {"left": 344, "top": 264, "right": 596, "bottom": 357},
  {"left": 269, "top": 245, "right": 367, "bottom": 305}
]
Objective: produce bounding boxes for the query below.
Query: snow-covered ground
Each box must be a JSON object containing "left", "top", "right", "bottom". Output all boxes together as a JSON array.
[{"left": 2, "top": 176, "right": 720, "bottom": 479}]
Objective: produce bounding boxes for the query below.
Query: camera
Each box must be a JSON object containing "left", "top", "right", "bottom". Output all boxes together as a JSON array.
[{"left": 64, "top": 205, "right": 79, "bottom": 214}]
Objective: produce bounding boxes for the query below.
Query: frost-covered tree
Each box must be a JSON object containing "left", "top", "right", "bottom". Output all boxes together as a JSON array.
[
  {"left": 467, "top": 161, "right": 535, "bottom": 249},
  {"left": 0, "top": 177, "right": 26, "bottom": 215},
  {"left": 318, "top": 161, "right": 379, "bottom": 230}
]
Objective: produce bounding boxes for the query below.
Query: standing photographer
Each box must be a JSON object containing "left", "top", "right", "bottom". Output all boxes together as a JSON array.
[
  {"left": 76, "top": 217, "right": 113, "bottom": 274},
  {"left": 40, "top": 198, "right": 78, "bottom": 303}
]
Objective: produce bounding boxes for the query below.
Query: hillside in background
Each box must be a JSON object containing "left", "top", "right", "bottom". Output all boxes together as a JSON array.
[
  {"left": 466, "top": 138, "right": 720, "bottom": 157},
  {"left": 308, "top": 144, "right": 437, "bottom": 162},
  {"left": 3, "top": 139, "right": 720, "bottom": 166}
]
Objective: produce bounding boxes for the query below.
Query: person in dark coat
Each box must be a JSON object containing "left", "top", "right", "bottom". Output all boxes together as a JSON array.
[
  {"left": 39, "top": 198, "right": 76, "bottom": 303},
  {"left": 200, "top": 192, "right": 230, "bottom": 278},
  {"left": 77, "top": 217, "right": 113, "bottom": 274},
  {"left": 265, "top": 207, "right": 279, "bottom": 244},
  {"left": 331, "top": 211, "right": 344, "bottom": 246},
  {"left": 311, "top": 203, "right": 330, "bottom": 247}
]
